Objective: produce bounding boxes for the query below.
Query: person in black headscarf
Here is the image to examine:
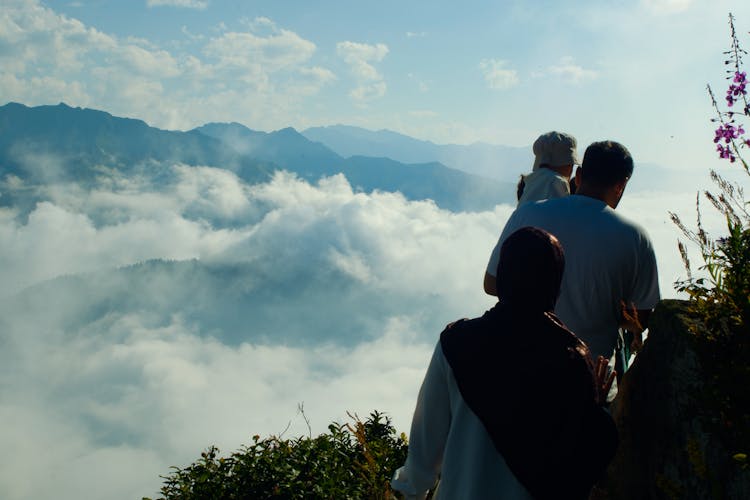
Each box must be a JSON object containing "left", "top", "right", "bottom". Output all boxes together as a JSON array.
[{"left": 391, "top": 226, "right": 618, "bottom": 500}]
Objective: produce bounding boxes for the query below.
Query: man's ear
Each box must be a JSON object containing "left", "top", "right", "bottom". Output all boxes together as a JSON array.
[
  {"left": 615, "top": 177, "right": 629, "bottom": 196},
  {"left": 609, "top": 178, "right": 629, "bottom": 207}
]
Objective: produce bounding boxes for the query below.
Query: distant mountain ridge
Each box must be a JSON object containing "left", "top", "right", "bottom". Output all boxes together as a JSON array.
[
  {"left": 196, "top": 121, "right": 516, "bottom": 211},
  {"left": 195, "top": 121, "right": 345, "bottom": 180},
  {"left": 0, "top": 102, "right": 516, "bottom": 212},
  {"left": 302, "top": 124, "right": 533, "bottom": 181},
  {"left": 0, "top": 102, "right": 272, "bottom": 183}
]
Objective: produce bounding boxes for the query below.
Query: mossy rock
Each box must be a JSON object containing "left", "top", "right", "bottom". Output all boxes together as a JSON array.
[{"left": 603, "top": 299, "right": 750, "bottom": 500}]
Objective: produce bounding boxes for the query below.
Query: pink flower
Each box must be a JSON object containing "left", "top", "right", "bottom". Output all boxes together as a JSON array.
[
  {"left": 714, "top": 123, "right": 744, "bottom": 144},
  {"left": 716, "top": 143, "right": 737, "bottom": 162},
  {"left": 726, "top": 72, "right": 748, "bottom": 107}
]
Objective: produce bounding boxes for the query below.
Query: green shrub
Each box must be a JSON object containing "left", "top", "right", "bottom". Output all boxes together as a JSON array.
[{"left": 146, "top": 411, "right": 408, "bottom": 500}]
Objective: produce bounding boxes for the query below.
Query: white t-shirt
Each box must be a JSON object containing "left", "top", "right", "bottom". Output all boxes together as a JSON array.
[
  {"left": 391, "top": 341, "right": 533, "bottom": 500},
  {"left": 486, "top": 195, "right": 660, "bottom": 359},
  {"left": 518, "top": 167, "right": 569, "bottom": 206}
]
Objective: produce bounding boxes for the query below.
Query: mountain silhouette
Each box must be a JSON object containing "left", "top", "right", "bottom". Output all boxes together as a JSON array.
[
  {"left": 1, "top": 102, "right": 516, "bottom": 211},
  {"left": 195, "top": 121, "right": 516, "bottom": 211},
  {"left": 195, "top": 122, "right": 345, "bottom": 181},
  {"left": 0, "top": 102, "right": 274, "bottom": 185},
  {"left": 302, "top": 124, "right": 532, "bottom": 181}
]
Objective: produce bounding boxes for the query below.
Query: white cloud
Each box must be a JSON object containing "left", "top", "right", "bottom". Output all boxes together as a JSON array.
[
  {"left": 147, "top": 0, "right": 209, "bottom": 9},
  {"left": 0, "top": 2, "right": 332, "bottom": 132},
  {"left": 295, "top": 66, "right": 337, "bottom": 96},
  {"left": 0, "top": 165, "right": 256, "bottom": 293},
  {"left": 243, "top": 16, "right": 276, "bottom": 32},
  {"left": 299, "top": 66, "right": 336, "bottom": 83},
  {"left": 337, "top": 41, "right": 388, "bottom": 62},
  {"left": 0, "top": 167, "right": 508, "bottom": 499},
  {"left": 479, "top": 59, "right": 519, "bottom": 90},
  {"left": 547, "top": 56, "right": 599, "bottom": 84},
  {"left": 0, "top": 156, "right": 722, "bottom": 500},
  {"left": 337, "top": 41, "right": 389, "bottom": 102},
  {"left": 348, "top": 81, "right": 386, "bottom": 101},
  {"left": 204, "top": 24, "right": 316, "bottom": 73},
  {"left": 117, "top": 44, "right": 181, "bottom": 77},
  {"left": 0, "top": 0, "right": 116, "bottom": 75},
  {"left": 1, "top": 74, "right": 91, "bottom": 106}
]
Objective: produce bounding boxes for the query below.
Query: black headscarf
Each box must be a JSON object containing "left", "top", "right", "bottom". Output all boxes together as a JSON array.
[
  {"left": 496, "top": 226, "right": 565, "bottom": 312},
  {"left": 441, "top": 227, "right": 617, "bottom": 499}
]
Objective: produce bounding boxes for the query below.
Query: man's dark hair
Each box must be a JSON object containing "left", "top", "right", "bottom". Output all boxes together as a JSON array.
[{"left": 580, "top": 141, "right": 633, "bottom": 188}]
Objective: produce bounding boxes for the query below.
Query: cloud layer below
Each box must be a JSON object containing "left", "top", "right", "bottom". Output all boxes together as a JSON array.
[
  {"left": 0, "top": 165, "right": 507, "bottom": 499},
  {"left": 0, "top": 160, "right": 727, "bottom": 499}
]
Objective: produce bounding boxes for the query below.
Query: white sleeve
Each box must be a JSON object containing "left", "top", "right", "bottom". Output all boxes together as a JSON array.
[
  {"left": 391, "top": 341, "right": 452, "bottom": 499},
  {"left": 486, "top": 208, "right": 525, "bottom": 277},
  {"left": 629, "top": 232, "right": 661, "bottom": 309}
]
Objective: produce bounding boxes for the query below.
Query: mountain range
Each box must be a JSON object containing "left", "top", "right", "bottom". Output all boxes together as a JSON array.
[
  {"left": 0, "top": 101, "right": 689, "bottom": 219},
  {"left": 0, "top": 102, "right": 518, "bottom": 212},
  {"left": 301, "top": 124, "right": 532, "bottom": 181}
]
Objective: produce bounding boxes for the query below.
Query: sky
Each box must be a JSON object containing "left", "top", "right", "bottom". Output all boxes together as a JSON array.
[
  {"left": 1, "top": 1, "right": 749, "bottom": 499},
  {"left": 2, "top": 0, "right": 750, "bottom": 171}
]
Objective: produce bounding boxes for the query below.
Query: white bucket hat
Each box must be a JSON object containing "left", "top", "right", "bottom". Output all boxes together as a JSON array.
[{"left": 532, "top": 131, "right": 579, "bottom": 171}]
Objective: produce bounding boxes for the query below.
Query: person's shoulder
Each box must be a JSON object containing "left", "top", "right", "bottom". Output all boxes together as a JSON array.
[
  {"left": 439, "top": 309, "right": 495, "bottom": 345},
  {"left": 528, "top": 193, "right": 575, "bottom": 211},
  {"left": 510, "top": 195, "right": 570, "bottom": 223},
  {"left": 566, "top": 196, "right": 645, "bottom": 229},
  {"left": 440, "top": 315, "right": 479, "bottom": 337},
  {"left": 605, "top": 207, "right": 654, "bottom": 243}
]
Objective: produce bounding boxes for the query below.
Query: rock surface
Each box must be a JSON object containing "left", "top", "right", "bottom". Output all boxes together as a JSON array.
[{"left": 603, "top": 299, "right": 749, "bottom": 500}]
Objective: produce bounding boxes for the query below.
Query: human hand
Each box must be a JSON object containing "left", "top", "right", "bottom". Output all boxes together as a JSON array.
[{"left": 619, "top": 301, "right": 643, "bottom": 333}]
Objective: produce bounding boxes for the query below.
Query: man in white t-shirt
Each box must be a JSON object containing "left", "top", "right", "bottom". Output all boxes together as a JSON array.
[
  {"left": 516, "top": 131, "right": 579, "bottom": 205},
  {"left": 484, "top": 140, "right": 660, "bottom": 360}
]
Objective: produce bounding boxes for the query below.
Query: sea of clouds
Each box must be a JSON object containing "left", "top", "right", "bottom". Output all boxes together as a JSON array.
[{"left": 0, "top": 161, "right": 728, "bottom": 499}]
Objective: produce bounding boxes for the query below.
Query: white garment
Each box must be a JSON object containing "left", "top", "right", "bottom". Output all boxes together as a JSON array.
[
  {"left": 391, "top": 342, "right": 533, "bottom": 500},
  {"left": 486, "top": 194, "right": 660, "bottom": 359},
  {"left": 518, "top": 167, "right": 569, "bottom": 205}
]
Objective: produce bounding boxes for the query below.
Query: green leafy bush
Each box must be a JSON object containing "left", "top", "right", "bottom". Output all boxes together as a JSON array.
[
  {"left": 146, "top": 411, "right": 408, "bottom": 499},
  {"left": 671, "top": 12, "right": 750, "bottom": 468}
]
